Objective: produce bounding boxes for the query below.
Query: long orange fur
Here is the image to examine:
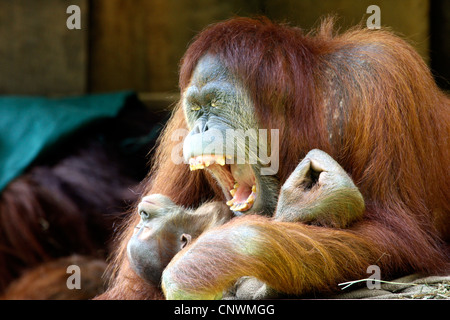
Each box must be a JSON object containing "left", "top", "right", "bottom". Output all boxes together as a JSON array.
[{"left": 100, "top": 17, "right": 449, "bottom": 299}]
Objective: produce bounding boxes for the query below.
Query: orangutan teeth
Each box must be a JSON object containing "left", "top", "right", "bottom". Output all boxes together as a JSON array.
[
  {"left": 231, "top": 203, "right": 248, "bottom": 211},
  {"left": 229, "top": 182, "right": 239, "bottom": 197},
  {"left": 246, "top": 194, "right": 255, "bottom": 204},
  {"left": 216, "top": 157, "right": 226, "bottom": 166},
  {"left": 230, "top": 203, "right": 248, "bottom": 211},
  {"left": 226, "top": 184, "right": 257, "bottom": 212},
  {"left": 189, "top": 155, "right": 226, "bottom": 171}
]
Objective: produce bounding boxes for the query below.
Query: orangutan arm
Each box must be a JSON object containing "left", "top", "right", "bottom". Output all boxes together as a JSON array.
[
  {"left": 223, "top": 149, "right": 366, "bottom": 299},
  {"left": 161, "top": 216, "right": 384, "bottom": 300}
]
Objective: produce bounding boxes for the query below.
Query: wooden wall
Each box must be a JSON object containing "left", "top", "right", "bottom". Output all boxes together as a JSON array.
[
  {"left": 0, "top": 0, "right": 87, "bottom": 96},
  {"left": 88, "top": 0, "right": 261, "bottom": 93},
  {"left": 264, "top": 0, "right": 430, "bottom": 61},
  {"left": 88, "top": 0, "right": 433, "bottom": 94},
  {"left": 430, "top": 0, "right": 450, "bottom": 90},
  {"left": 1, "top": 0, "right": 448, "bottom": 97}
]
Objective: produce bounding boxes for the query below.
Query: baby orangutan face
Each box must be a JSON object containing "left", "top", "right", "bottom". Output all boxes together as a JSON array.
[{"left": 127, "top": 194, "right": 232, "bottom": 285}]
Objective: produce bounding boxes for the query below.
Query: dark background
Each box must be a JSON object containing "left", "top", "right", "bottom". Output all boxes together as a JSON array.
[{"left": 1, "top": 0, "right": 449, "bottom": 105}]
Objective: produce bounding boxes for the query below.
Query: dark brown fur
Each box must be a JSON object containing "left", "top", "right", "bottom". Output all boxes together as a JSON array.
[{"left": 0, "top": 103, "right": 162, "bottom": 294}]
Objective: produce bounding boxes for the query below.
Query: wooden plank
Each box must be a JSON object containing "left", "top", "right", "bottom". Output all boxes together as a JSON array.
[
  {"left": 264, "top": 0, "right": 430, "bottom": 62},
  {"left": 0, "top": 0, "right": 88, "bottom": 96},
  {"left": 88, "top": 0, "right": 261, "bottom": 93}
]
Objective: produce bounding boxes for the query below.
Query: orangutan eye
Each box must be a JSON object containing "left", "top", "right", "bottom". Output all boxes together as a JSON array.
[{"left": 191, "top": 104, "right": 201, "bottom": 111}]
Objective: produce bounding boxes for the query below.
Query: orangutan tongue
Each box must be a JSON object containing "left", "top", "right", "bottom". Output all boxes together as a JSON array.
[{"left": 226, "top": 164, "right": 256, "bottom": 212}]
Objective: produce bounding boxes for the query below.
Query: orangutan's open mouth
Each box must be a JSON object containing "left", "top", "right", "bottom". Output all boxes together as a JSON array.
[{"left": 189, "top": 155, "right": 257, "bottom": 213}]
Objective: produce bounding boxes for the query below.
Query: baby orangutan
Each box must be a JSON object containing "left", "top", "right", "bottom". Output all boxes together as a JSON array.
[{"left": 127, "top": 194, "right": 233, "bottom": 286}]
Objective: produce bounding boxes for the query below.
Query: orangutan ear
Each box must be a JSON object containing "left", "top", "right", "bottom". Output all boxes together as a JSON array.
[{"left": 180, "top": 233, "right": 192, "bottom": 250}]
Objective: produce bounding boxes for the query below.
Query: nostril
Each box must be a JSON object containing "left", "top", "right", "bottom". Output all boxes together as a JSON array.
[
  {"left": 192, "top": 124, "right": 201, "bottom": 134},
  {"left": 191, "top": 118, "right": 208, "bottom": 134}
]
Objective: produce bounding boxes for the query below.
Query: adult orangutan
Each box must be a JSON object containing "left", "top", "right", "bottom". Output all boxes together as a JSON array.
[{"left": 100, "top": 17, "right": 449, "bottom": 300}]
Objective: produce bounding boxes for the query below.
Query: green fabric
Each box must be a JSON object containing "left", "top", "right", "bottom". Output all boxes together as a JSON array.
[{"left": 0, "top": 91, "right": 134, "bottom": 192}]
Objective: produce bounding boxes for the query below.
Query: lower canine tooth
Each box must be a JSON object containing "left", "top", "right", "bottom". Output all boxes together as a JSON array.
[
  {"left": 237, "top": 203, "right": 249, "bottom": 211},
  {"left": 226, "top": 199, "right": 234, "bottom": 206},
  {"left": 230, "top": 188, "right": 236, "bottom": 196},
  {"left": 216, "top": 157, "right": 225, "bottom": 166},
  {"left": 230, "top": 203, "right": 248, "bottom": 212},
  {"left": 252, "top": 185, "right": 257, "bottom": 193}
]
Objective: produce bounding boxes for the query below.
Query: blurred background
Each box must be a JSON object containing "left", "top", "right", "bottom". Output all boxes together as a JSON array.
[{"left": 1, "top": 0, "right": 449, "bottom": 103}]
